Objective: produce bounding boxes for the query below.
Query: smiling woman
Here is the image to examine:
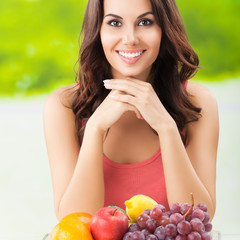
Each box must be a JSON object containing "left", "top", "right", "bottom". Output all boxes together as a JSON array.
[
  {"left": 43, "top": 0, "right": 219, "bottom": 224},
  {"left": 100, "top": 1, "right": 162, "bottom": 78}
]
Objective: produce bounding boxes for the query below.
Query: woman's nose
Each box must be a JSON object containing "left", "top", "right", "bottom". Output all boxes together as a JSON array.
[{"left": 122, "top": 27, "right": 139, "bottom": 46}]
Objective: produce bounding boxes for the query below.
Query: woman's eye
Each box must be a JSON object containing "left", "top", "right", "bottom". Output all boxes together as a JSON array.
[
  {"left": 107, "top": 20, "right": 122, "bottom": 27},
  {"left": 138, "top": 19, "right": 154, "bottom": 26}
]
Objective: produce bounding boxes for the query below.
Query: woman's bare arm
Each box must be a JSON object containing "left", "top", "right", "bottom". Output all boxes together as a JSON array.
[
  {"left": 43, "top": 85, "right": 141, "bottom": 220},
  {"left": 103, "top": 79, "right": 218, "bottom": 219},
  {"left": 43, "top": 86, "right": 105, "bottom": 220},
  {"left": 158, "top": 82, "right": 218, "bottom": 220}
]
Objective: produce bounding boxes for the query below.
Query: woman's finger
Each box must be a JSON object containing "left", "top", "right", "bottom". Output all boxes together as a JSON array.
[
  {"left": 107, "top": 77, "right": 149, "bottom": 87},
  {"left": 125, "top": 103, "right": 143, "bottom": 119},
  {"left": 103, "top": 79, "right": 144, "bottom": 95},
  {"left": 104, "top": 81, "right": 139, "bottom": 97},
  {"left": 110, "top": 92, "right": 138, "bottom": 107},
  {"left": 109, "top": 91, "right": 142, "bottom": 119}
]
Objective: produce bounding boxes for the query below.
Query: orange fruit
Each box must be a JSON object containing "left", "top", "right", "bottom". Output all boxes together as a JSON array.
[
  {"left": 61, "top": 212, "right": 92, "bottom": 230},
  {"left": 51, "top": 219, "right": 93, "bottom": 240}
]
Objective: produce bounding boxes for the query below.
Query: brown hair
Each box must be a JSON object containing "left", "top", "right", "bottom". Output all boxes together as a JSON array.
[{"left": 72, "top": 0, "right": 201, "bottom": 144}]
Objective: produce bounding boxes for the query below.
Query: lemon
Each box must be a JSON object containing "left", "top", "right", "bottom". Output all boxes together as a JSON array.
[{"left": 124, "top": 194, "right": 158, "bottom": 222}]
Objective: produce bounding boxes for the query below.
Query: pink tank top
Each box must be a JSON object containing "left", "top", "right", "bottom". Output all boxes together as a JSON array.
[
  {"left": 102, "top": 81, "right": 188, "bottom": 210},
  {"left": 103, "top": 149, "right": 169, "bottom": 210}
]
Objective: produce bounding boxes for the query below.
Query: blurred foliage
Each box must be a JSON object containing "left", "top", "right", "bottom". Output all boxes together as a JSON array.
[
  {"left": 0, "top": 0, "right": 239, "bottom": 96},
  {"left": 177, "top": 0, "right": 240, "bottom": 80}
]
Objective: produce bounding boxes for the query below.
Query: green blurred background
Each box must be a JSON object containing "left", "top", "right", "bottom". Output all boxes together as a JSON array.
[{"left": 0, "top": 0, "right": 239, "bottom": 96}]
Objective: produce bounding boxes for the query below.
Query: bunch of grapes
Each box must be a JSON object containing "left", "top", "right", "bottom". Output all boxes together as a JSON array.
[{"left": 122, "top": 201, "right": 212, "bottom": 240}]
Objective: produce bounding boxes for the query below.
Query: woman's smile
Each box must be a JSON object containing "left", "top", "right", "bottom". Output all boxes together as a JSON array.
[{"left": 116, "top": 49, "right": 146, "bottom": 64}]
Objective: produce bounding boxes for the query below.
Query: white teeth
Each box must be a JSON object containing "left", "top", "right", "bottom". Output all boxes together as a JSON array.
[{"left": 118, "top": 51, "right": 144, "bottom": 59}]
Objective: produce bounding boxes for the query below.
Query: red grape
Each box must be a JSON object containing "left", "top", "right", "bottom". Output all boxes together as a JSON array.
[
  {"left": 122, "top": 232, "right": 132, "bottom": 240},
  {"left": 141, "top": 229, "right": 150, "bottom": 237},
  {"left": 145, "top": 218, "right": 158, "bottom": 233},
  {"left": 150, "top": 204, "right": 165, "bottom": 220},
  {"left": 146, "top": 234, "right": 158, "bottom": 240},
  {"left": 196, "top": 203, "right": 208, "bottom": 212},
  {"left": 157, "top": 204, "right": 166, "bottom": 213},
  {"left": 205, "top": 222, "right": 213, "bottom": 232},
  {"left": 128, "top": 223, "right": 140, "bottom": 232},
  {"left": 203, "top": 212, "right": 210, "bottom": 224},
  {"left": 165, "top": 223, "right": 177, "bottom": 237},
  {"left": 191, "top": 208, "right": 205, "bottom": 221},
  {"left": 170, "top": 213, "right": 184, "bottom": 225},
  {"left": 190, "top": 218, "right": 205, "bottom": 234},
  {"left": 158, "top": 214, "right": 170, "bottom": 226},
  {"left": 143, "top": 209, "right": 151, "bottom": 216},
  {"left": 170, "top": 202, "right": 182, "bottom": 214},
  {"left": 180, "top": 203, "right": 192, "bottom": 215},
  {"left": 137, "top": 213, "right": 151, "bottom": 229},
  {"left": 131, "top": 231, "right": 145, "bottom": 240},
  {"left": 187, "top": 231, "right": 201, "bottom": 240},
  {"left": 177, "top": 220, "right": 192, "bottom": 235},
  {"left": 175, "top": 234, "right": 187, "bottom": 240},
  {"left": 201, "top": 232, "right": 212, "bottom": 240},
  {"left": 154, "top": 226, "right": 165, "bottom": 240}
]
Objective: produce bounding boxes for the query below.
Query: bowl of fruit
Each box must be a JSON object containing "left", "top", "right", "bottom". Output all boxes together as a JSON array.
[{"left": 48, "top": 193, "right": 217, "bottom": 240}]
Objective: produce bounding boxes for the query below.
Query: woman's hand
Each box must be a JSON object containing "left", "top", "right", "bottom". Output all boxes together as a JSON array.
[
  {"left": 88, "top": 88, "right": 142, "bottom": 135},
  {"left": 103, "top": 77, "right": 175, "bottom": 133}
]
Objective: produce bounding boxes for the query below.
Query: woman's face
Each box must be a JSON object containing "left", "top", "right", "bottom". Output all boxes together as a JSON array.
[{"left": 100, "top": 0, "right": 162, "bottom": 81}]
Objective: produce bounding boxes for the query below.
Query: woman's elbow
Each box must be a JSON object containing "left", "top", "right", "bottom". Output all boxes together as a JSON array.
[{"left": 208, "top": 197, "right": 216, "bottom": 221}]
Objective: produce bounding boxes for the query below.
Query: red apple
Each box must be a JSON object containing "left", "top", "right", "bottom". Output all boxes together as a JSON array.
[{"left": 90, "top": 206, "right": 129, "bottom": 240}]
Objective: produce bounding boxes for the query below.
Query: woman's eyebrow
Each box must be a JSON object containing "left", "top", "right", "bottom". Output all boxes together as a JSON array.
[
  {"left": 104, "top": 14, "right": 123, "bottom": 19},
  {"left": 104, "top": 12, "right": 154, "bottom": 19},
  {"left": 137, "top": 12, "right": 154, "bottom": 19}
]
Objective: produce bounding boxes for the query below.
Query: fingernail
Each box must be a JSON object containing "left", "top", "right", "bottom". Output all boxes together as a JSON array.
[
  {"left": 109, "top": 94, "right": 116, "bottom": 98},
  {"left": 103, "top": 79, "right": 111, "bottom": 84}
]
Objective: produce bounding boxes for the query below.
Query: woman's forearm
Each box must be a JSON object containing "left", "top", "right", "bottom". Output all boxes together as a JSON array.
[
  {"left": 158, "top": 123, "right": 215, "bottom": 220},
  {"left": 57, "top": 120, "right": 105, "bottom": 220}
]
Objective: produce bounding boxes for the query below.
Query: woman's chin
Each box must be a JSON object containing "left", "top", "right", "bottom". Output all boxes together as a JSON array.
[
  {"left": 111, "top": 66, "right": 152, "bottom": 81},
  {"left": 112, "top": 71, "right": 148, "bottom": 81}
]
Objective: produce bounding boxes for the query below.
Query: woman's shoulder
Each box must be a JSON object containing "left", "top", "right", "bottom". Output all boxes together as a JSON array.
[
  {"left": 43, "top": 83, "right": 78, "bottom": 122},
  {"left": 44, "top": 83, "right": 78, "bottom": 110},
  {"left": 185, "top": 81, "right": 219, "bottom": 138},
  {"left": 186, "top": 81, "right": 218, "bottom": 109}
]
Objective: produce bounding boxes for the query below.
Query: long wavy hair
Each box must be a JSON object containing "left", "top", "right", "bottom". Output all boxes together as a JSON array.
[{"left": 71, "top": 0, "right": 201, "bottom": 145}]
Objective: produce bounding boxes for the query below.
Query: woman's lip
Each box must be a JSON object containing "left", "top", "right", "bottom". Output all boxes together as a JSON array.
[
  {"left": 116, "top": 50, "right": 146, "bottom": 64},
  {"left": 116, "top": 49, "right": 146, "bottom": 53}
]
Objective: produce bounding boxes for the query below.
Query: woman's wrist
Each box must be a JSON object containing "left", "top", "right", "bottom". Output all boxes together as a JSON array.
[
  {"left": 155, "top": 117, "right": 178, "bottom": 136},
  {"left": 85, "top": 117, "right": 106, "bottom": 138}
]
